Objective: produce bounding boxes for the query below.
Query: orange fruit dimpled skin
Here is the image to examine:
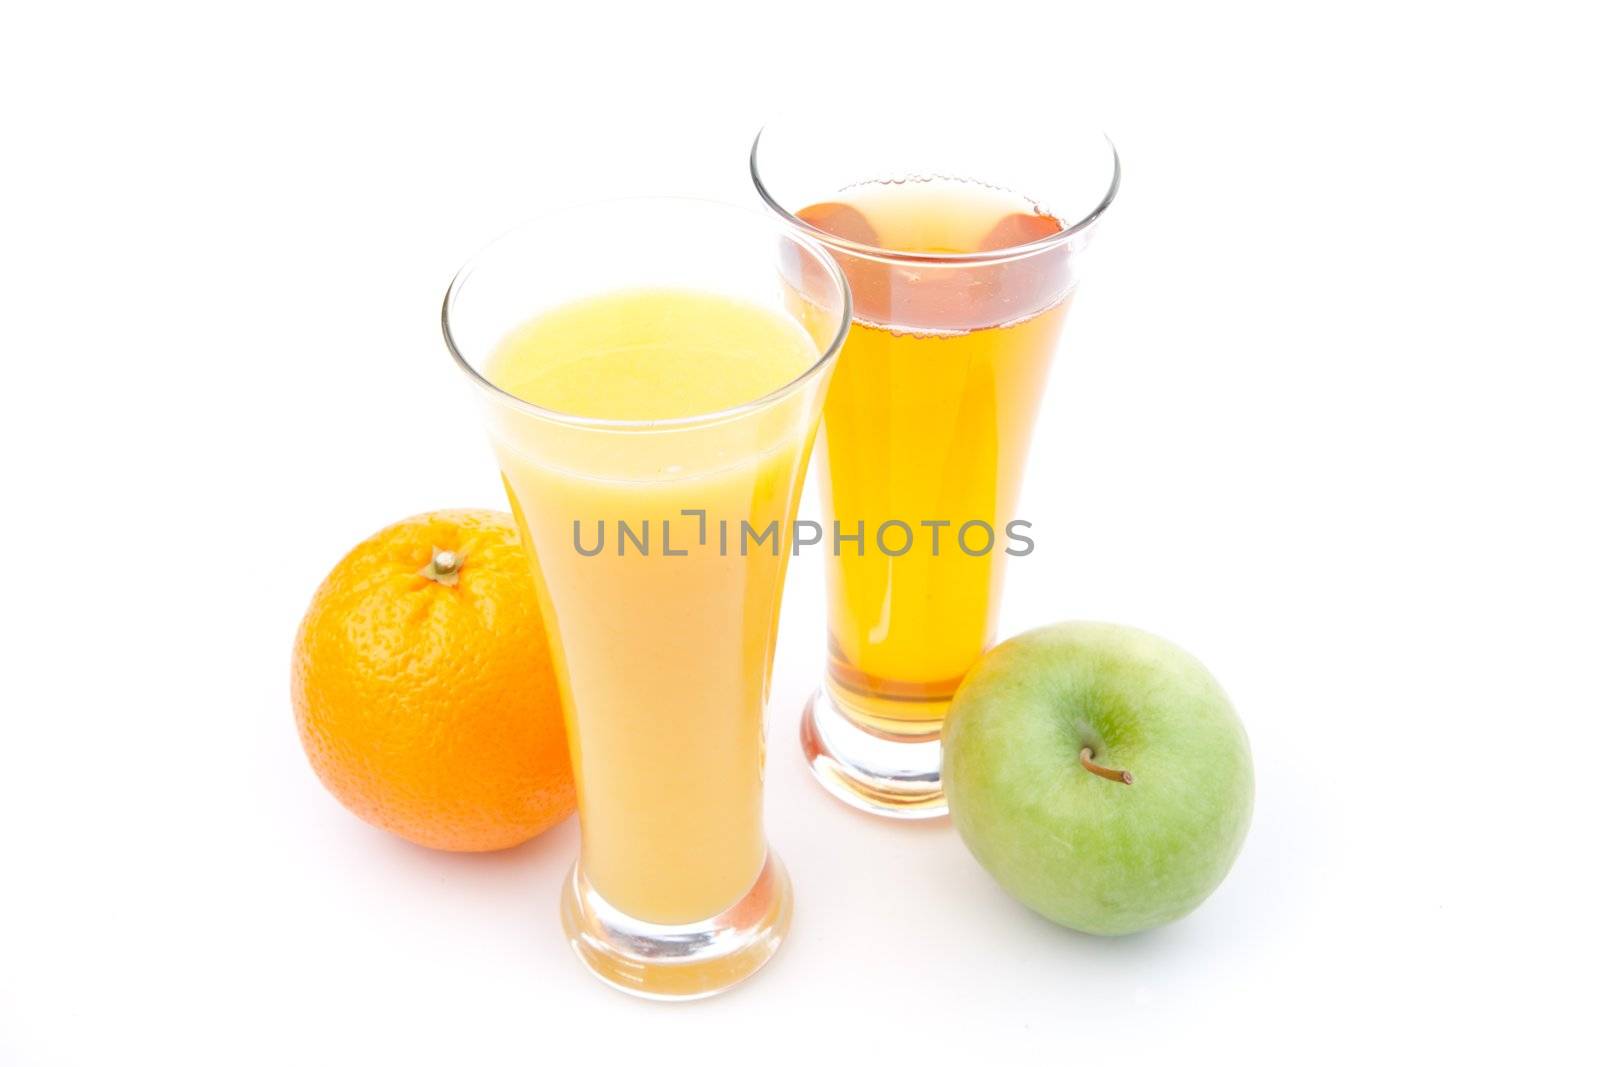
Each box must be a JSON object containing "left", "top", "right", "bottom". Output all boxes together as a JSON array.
[{"left": 291, "top": 509, "right": 575, "bottom": 851}]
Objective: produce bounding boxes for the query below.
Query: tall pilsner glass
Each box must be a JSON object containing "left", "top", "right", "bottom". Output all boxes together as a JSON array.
[
  {"left": 443, "top": 200, "right": 849, "bottom": 998},
  {"left": 752, "top": 117, "right": 1119, "bottom": 818}
]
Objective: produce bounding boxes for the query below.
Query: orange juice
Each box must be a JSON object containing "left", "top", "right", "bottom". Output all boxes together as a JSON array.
[
  {"left": 800, "top": 181, "right": 1070, "bottom": 734},
  {"left": 484, "top": 288, "right": 822, "bottom": 925}
]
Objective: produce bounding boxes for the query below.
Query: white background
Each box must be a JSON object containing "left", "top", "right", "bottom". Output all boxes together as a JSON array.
[{"left": 3, "top": 1, "right": 1596, "bottom": 1063}]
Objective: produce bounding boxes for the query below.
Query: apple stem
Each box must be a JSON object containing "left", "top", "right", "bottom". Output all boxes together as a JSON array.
[{"left": 1080, "top": 747, "right": 1133, "bottom": 785}]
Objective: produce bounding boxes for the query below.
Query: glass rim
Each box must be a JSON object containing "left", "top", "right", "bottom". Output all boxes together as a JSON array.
[
  {"left": 748, "top": 126, "right": 1121, "bottom": 266},
  {"left": 441, "top": 196, "right": 854, "bottom": 432}
]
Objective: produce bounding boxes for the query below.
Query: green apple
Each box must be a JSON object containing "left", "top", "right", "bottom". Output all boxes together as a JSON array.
[{"left": 942, "top": 622, "right": 1253, "bottom": 936}]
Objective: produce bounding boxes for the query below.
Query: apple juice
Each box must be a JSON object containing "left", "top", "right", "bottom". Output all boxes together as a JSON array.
[{"left": 798, "top": 179, "right": 1072, "bottom": 735}]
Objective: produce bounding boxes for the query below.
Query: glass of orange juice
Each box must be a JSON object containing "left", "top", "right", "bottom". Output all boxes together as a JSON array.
[
  {"left": 442, "top": 199, "right": 849, "bottom": 999},
  {"left": 752, "top": 115, "right": 1119, "bottom": 819}
]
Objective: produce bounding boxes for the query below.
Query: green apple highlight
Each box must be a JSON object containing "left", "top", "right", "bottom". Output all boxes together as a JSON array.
[{"left": 942, "top": 622, "right": 1253, "bottom": 936}]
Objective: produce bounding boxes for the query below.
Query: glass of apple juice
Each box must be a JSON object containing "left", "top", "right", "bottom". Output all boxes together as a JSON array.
[{"left": 751, "top": 113, "right": 1120, "bottom": 818}]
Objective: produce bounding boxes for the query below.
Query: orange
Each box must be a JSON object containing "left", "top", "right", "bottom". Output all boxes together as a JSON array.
[{"left": 291, "top": 509, "right": 574, "bottom": 851}]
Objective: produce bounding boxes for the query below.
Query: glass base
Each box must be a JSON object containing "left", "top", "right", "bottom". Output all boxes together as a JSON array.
[
  {"left": 559, "top": 850, "right": 793, "bottom": 1001},
  {"left": 799, "top": 684, "right": 948, "bottom": 819}
]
